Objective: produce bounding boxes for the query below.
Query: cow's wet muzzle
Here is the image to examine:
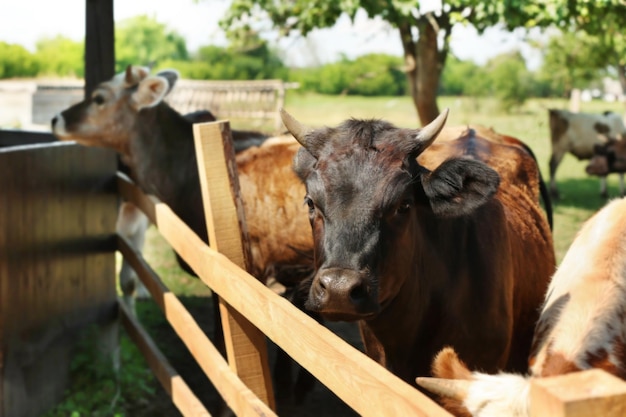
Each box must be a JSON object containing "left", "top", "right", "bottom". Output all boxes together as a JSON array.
[{"left": 305, "top": 267, "right": 379, "bottom": 321}]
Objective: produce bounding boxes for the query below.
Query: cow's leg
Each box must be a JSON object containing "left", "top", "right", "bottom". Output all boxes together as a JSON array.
[
  {"left": 549, "top": 152, "right": 566, "bottom": 200},
  {"left": 620, "top": 174, "right": 625, "bottom": 197},
  {"left": 600, "top": 176, "right": 608, "bottom": 199},
  {"left": 117, "top": 202, "right": 151, "bottom": 314}
]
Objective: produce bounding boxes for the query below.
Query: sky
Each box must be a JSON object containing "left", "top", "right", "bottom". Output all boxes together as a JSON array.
[{"left": 0, "top": 0, "right": 542, "bottom": 69}]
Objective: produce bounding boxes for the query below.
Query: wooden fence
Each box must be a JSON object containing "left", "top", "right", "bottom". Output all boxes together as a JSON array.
[
  {"left": 0, "top": 140, "right": 118, "bottom": 417},
  {"left": 114, "top": 120, "right": 626, "bottom": 417},
  {"left": 167, "top": 79, "right": 298, "bottom": 132}
]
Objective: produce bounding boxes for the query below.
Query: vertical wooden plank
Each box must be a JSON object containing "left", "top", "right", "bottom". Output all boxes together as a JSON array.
[
  {"left": 85, "top": 0, "right": 115, "bottom": 97},
  {"left": 0, "top": 142, "right": 117, "bottom": 416},
  {"left": 530, "top": 369, "right": 626, "bottom": 417},
  {"left": 193, "top": 121, "right": 276, "bottom": 410}
]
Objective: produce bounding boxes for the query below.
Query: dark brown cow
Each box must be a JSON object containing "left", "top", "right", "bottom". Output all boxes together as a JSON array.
[
  {"left": 282, "top": 108, "right": 555, "bottom": 385},
  {"left": 417, "top": 197, "right": 626, "bottom": 417}
]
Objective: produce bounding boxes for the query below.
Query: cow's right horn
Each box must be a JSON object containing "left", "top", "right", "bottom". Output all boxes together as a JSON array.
[
  {"left": 415, "top": 376, "right": 470, "bottom": 400},
  {"left": 280, "top": 108, "right": 313, "bottom": 148},
  {"left": 413, "top": 108, "right": 449, "bottom": 153}
]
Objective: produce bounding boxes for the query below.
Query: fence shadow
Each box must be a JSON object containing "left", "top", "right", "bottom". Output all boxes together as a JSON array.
[
  {"left": 552, "top": 177, "right": 622, "bottom": 211},
  {"left": 135, "top": 295, "right": 360, "bottom": 417}
]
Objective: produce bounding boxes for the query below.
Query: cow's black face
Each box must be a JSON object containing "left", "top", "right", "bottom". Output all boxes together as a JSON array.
[
  {"left": 286, "top": 110, "right": 499, "bottom": 322},
  {"left": 294, "top": 123, "right": 426, "bottom": 321}
]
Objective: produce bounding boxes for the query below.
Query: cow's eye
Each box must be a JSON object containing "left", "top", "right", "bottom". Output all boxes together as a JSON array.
[
  {"left": 304, "top": 196, "right": 315, "bottom": 213},
  {"left": 396, "top": 200, "right": 411, "bottom": 215},
  {"left": 93, "top": 94, "right": 105, "bottom": 105}
]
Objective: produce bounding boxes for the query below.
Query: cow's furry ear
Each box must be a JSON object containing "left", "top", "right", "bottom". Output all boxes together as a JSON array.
[
  {"left": 155, "top": 69, "right": 179, "bottom": 96},
  {"left": 131, "top": 76, "right": 169, "bottom": 110},
  {"left": 293, "top": 147, "right": 317, "bottom": 181},
  {"left": 421, "top": 157, "right": 500, "bottom": 217}
]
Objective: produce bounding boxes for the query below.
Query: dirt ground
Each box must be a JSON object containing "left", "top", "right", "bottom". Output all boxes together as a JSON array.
[{"left": 130, "top": 295, "right": 362, "bottom": 417}]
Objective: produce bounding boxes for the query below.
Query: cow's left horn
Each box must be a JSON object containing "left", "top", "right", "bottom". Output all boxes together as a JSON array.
[
  {"left": 414, "top": 108, "right": 449, "bottom": 152},
  {"left": 280, "top": 108, "right": 313, "bottom": 148},
  {"left": 415, "top": 376, "right": 470, "bottom": 400}
]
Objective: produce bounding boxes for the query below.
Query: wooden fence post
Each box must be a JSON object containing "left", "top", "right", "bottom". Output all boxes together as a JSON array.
[
  {"left": 193, "top": 120, "right": 275, "bottom": 410},
  {"left": 530, "top": 369, "right": 626, "bottom": 417}
]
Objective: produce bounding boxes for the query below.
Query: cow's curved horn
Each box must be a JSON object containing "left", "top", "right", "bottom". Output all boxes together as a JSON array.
[
  {"left": 414, "top": 108, "right": 449, "bottom": 151},
  {"left": 125, "top": 65, "right": 134, "bottom": 85},
  {"left": 280, "top": 108, "right": 313, "bottom": 148},
  {"left": 415, "top": 377, "right": 470, "bottom": 400}
]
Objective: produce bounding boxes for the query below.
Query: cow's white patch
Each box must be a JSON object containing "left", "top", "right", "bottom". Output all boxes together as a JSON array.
[
  {"left": 463, "top": 372, "right": 530, "bottom": 417},
  {"left": 531, "top": 198, "right": 626, "bottom": 375}
]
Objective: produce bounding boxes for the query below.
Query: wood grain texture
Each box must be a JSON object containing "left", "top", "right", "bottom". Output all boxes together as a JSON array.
[
  {"left": 193, "top": 120, "right": 275, "bottom": 410},
  {"left": 117, "top": 234, "right": 276, "bottom": 417},
  {"left": 1, "top": 142, "right": 118, "bottom": 416},
  {"left": 530, "top": 369, "right": 626, "bottom": 417}
]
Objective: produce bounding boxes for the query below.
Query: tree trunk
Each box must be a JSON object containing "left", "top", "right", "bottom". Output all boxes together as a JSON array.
[
  {"left": 398, "top": 23, "right": 419, "bottom": 123},
  {"left": 399, "top": 18, "right": 443, "bottom": 126},
  {"left": 415, "top": 19, "right": 442, "bottom": 125}
]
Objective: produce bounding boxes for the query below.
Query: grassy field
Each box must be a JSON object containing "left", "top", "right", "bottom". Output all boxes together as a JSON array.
[{"left": 48, "top": 94, "right": 626, "bottom": 416}]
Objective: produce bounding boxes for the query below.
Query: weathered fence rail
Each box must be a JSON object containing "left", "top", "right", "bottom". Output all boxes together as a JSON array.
[
  {"left": 0, "top": 141, "right": 118, "bottom": 417},
  {"left": 169, "top": 79, "right": 298, "bottom": 132},
  {"left": 0, "top": 78, "right": 296, "bottom": 132}
]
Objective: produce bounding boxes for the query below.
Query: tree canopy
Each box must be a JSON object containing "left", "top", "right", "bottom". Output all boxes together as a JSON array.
[
  {"left": 222, "top": 0, "right": 626, "bottom": 123},
  {"left": 115, "top": 15, "right": 189, "bottom": 72}
]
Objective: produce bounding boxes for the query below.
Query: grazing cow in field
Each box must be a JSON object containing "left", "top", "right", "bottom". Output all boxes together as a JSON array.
[
  {"left": 417, "top": 197, "right": 626, "bottom": 417},
  {"left": 281, "top": 108, "right": 555, "bottom": 385},
  {"left": 548, "top": 108, "right": 626, "bottom": 199},
  {"left": 585, "top": 138, "right": 626, "bottom": 197}
]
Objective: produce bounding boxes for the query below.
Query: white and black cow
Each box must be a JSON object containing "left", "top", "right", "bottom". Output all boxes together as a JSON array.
[{"left": 548, "top": 108, "right": 626, "bottom": 199}]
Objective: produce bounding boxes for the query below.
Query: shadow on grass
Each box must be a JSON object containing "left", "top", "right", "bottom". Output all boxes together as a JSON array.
[{"left": 552, "top": 177, "right": 620, "bottom": 211}]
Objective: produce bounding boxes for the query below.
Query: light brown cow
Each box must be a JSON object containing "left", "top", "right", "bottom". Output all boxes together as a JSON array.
[
  {"left": 51, "top": 66, "right": 312, "bottom": 287},
  {"left": 417, "top": 197, "right": 626, "bottom": 417},
  {"left": 51, "top": 66, "right": 315, "bottom": 405}
]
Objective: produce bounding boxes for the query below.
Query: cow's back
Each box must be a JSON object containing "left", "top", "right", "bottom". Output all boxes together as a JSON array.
[
  {"left": 235, "top": 136, "right": 312, "bottom": 280},
  {"left": 530, "top": 197, "right": 626, "bottom": 379},
  {"left": 419, "top": 128, "right": 555, "bottom": 371}
]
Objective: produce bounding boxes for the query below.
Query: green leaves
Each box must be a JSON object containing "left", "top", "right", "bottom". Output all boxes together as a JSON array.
[
  {"left": 0, "top": 42, "right": 39, "bottom": 78},
  {"left": 35, "top": 36, "right": 84, "bottom": 77},
  {"left": 115, "top": 15, "right": 189, "bottom": 72}
]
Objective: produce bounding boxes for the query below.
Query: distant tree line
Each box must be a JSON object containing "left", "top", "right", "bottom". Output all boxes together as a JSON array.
[{"left": 0, "top": 15, "right": 611, "bottom": 109}]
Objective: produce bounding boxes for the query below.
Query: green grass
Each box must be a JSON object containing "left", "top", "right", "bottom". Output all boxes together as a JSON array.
[{"left": 50, "top": 94, "right": 626, "bottom": 415}]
